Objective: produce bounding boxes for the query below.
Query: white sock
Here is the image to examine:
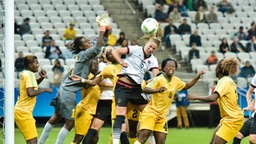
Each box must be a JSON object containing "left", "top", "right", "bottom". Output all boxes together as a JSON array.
[
  {"left": 55, "top": 127, "right": 69, "bottom": 144},
  {"left": 148, "top": 132, "right": 155, "bottom": 144},
  {"left": 38, "top": 122, "right": 53, "bottom": 144},
  {"left": 113, "top": 139, "right": 120, "bottom": 144}
]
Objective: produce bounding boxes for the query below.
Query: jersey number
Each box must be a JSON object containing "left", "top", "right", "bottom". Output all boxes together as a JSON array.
[{"left": 132, "top": 109, "right": 138, "bottom": 118}]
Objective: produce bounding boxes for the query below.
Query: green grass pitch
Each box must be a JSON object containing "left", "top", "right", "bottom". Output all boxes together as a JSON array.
[{"left": 1, "top": 127, "right": 249, "bottom": 144}]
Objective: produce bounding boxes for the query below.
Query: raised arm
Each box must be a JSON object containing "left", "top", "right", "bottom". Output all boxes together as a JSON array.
[
  {"left": 37, "top": 70, "right": 47, "bottom": 84},
  {"left": 184, "top": 70, "right": 205, "bottom": 89},
  {"left": 111, "top": 47, "right": 129, "bottom": 67}
]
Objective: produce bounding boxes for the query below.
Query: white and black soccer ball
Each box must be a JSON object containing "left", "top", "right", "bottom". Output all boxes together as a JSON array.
[{"left": 141, "top": 18, "right": 159, "bottom": 34}]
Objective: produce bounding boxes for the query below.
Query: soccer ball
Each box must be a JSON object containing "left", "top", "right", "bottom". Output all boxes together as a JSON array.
[{"left": 141, "top": 18, "right": 159, "bottom": 34}]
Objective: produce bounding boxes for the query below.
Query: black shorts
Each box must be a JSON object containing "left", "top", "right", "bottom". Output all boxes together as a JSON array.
[
  {"left": 114, "top": 80, "right": 148, "bottom": 107},
  {"left": 94, "top": 100, "right": 112, "bottom": 121},
  {"left": 240, "top": 117, "right": 253, "bottom": 137},
  {"left": 250, "top": 115, "right": 256, "bottom": 135}
]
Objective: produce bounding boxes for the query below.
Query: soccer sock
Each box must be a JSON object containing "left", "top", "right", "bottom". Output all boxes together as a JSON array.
[
  {"left": 120, "top": 132, "right": 129, "bottom": 144},
  {"left": 55, "top": 127, "right": 69, "bottom": 144},
  {"left": 134, "top": 140, "right": 142, "bottom": 144},
  {"left": 233, "top": 137, "right": 241, "bottom": 144},
  {"left": 38, "top": 122, "right": 53, "bottom": 144},
  {"left": 82, "top": 129, "right": 97, "bottom": 144},
  {"left": 148, "top": 132, "right": 155, "bottom": 144},
  {"left": 113, "top": 115, "right": 125, "bottom": 144},
  {"left": 130, "top": 138, "right": 137, "bottom": 144}
]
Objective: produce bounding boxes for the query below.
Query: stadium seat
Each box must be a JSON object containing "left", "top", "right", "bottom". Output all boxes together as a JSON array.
[
  {"left": 34, "top": 52, "right": 45, "bottom": 59},
  {"left": 59, "top": 10, "right": 71, "bottom": 18},
  {"left": 53, "top": 23, "right": 66, "bottom": 29},
  {"left": 65, "top": 59, "right": 75, "bottom": 67},
  {"left": 29, "top": 46, "right": 42, "bottom": 54},
  {"left": 67, "top": 5, "right": 79, "bottom": 11},
  {"left": 26, "top": 0, "right": 39, "bottom": 4},
  {"left": 84, "top": 11, "right": 96, "bottom": 18},
  {"left": 22, "top": 34, "right": 34, "bottom": 41},
  {"left": 63, "top": 0, "right": 76, "bottom": 5},
  {"left": 191, "top": 59, "right": 203, "bottom": 72},
  {"left": 15, "top": 40, "right": 25, "bottom": 47},
  {"left": 40, "top": 22, "right": 53, "bottom": 30},
  {"left": 16, "top": 46, "right": 29, "bottom": 53},
  {"left": 80, "top": 5, "right": 92, "bottom": 11},
  {"left": 237, "top": 53, "right": 250, "bottom": 60},
  {"left": 46, "top": 10, "right": 59, "bottom": 17},
  {"left": 51, "top": 0, "right": 63, "bottom": 5},
  {"left": 62, "top": 16, "right": 74, "bottom": 24},
  {"left": 75, "top": 17, "right": 88, "bottom": 24},
  {"left": 224, "top": 52, "right": 236, "bottom": 58},
  {"left": 26, "top": 40, "right": 39, "bottom": 48},
  {"left": 50, "top": 17, "right": 62, "bottom": 23},
  {"left": 15, "top": 34, "right": 22, "bottom": 41},
  {"left": 17, "top": 4, "right": 29, "bottom": 11},
  {"left": 88, "top": 0, "right": 100, "bottom": 5},
  {"left": 42, "top": 4, "right": 54, "bottom": 12},
  {"left": 196, "top": 65, "right": 208, "bottom": 73},
  {"left": 20, "top": 10, "right": 33, "bottom": 17},
  {"left": 92, "top": 4, "right": 105, "bottom": 11},
  {"left": 37, "top": 16, "right": 49, "bottom": 23},
  {"left": 71, "top": 10, "right": 84, "bottom": 17},
  {"left": 30, "top": 4, "right": 42, "bottom": 12},
  {"left": 42, "top": 65, "right": 53, "bottom": 72}
]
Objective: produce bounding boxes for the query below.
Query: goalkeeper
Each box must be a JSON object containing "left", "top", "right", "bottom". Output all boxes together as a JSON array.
[{"left": 38, "top": 14, "right": 111, "bottom": 144}]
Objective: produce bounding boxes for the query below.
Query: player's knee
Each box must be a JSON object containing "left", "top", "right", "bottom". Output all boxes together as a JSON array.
[
  {"left": 64, "top": 119, "right": 74, "bottom": 130},
  {"left": 235, "top": 132, "right": 244, "bottom": 139},
  {"left": 249, "top": 137, "right": 256, "bottom": 144}
]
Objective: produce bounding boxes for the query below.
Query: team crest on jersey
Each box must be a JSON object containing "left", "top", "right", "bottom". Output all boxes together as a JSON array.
[{"left": 117, "top": 98, "right": 121, "bottom": 104}]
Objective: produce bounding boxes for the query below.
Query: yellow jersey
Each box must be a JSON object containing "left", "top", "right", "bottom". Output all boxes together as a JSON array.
[
  {"left": 14, "top": 70, "right": 38, "bottom": 113},
  {"left": 214, "top": 76, "right": 243, "bottom": 123},
  {"left": 63, "top": 28, "right": 77, "bottom": 40},
  {"left": 99, "top": 63, "right": 122, "bottom": 89},
  {"left": 78, "top": 73, "right": 101, "bottom": 115},
  {"left": 144, "top": 74, "right": 185, "bottom": 118}
]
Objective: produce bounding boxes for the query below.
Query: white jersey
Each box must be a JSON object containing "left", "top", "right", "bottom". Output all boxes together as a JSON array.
[
  {"left": 98, "top": 62, "right": 114, "bottom": 100},
  {"left": 250, "top": 74, "right": 256, "bottom": 112},
  {"left": 121, "top": 45, "right": 158, "bottom": 84}
]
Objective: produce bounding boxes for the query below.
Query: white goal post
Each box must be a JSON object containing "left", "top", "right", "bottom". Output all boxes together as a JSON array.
[{"left": 4, "top": 0, "right": 15, "bottom": 144}]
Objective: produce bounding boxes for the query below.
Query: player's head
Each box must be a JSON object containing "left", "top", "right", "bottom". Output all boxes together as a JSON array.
[
  {"left": 215, "top": 57, "right": 239, "bottom": 78},
  {"left": 90, "top": 58, "right": 99, "bottom": 75},
  {"left": 106, "top": 49, "right": 117, "bottom": 63},
  {"left": 24, "top": 54, "right": 39, "bottom": 72},
  {"left": 144, "top": 37, "right": 161, "bottom": 57},
  {"left": 100, "top": 46, "right": 113, "bottom": 62},
  {"left": 161, "top": 58, "right": 178, "bottom": 76},
  {"left": 71, "top": 36, "right": 91, "bottom": 54}
]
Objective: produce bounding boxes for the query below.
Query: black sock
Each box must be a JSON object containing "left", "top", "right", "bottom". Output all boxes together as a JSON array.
[
  {"left": 113, "top": 115, "right": 125, "bottom": 141},
  {"left": 233, "top": 137, "right": 241, "bottom": 144},
  {"left": 82, "top": 129, "right": 97, "bottom": 144},
  {"left": 120, "top": 132, "right": 130, "bottom": 144}
]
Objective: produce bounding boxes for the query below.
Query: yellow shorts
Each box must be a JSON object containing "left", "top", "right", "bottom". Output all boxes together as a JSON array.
[
  {"left": 139, "top": 111, "right": 168, "bottom": 133},
  {"left": 111, "top": 98, "right": 116, "bottom": 120},
  {"left": 126, "top": 103, "right": 140, "bottom": 121},
  {"left": 14, "top": 109, "right": 37, "bottom": 140},
  {"left": 216, "top": 118, "right": 244, "bottom": 142},
  {"left": 73, "top": 105, "right": 94, "bottom": 135}
]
